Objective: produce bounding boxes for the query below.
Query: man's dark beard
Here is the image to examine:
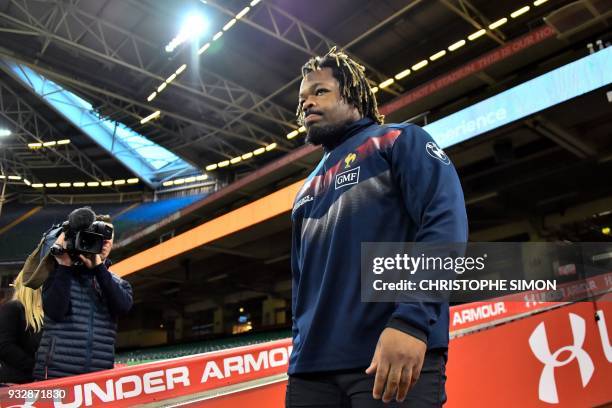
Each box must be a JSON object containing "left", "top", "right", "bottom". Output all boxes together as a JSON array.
[{"left": 305, "top": 120, "right": 353, "bottom": 149}]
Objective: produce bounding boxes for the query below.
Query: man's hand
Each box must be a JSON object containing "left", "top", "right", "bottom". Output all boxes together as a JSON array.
[
  {"left": 79, "top": 253, "right": 102, "bottom": 269},
  {"left": 52, "top": 233, "right": 72, "bottom": 266},
  {"left": 365, "top": 327, "right": 427, "bottom": 403}
]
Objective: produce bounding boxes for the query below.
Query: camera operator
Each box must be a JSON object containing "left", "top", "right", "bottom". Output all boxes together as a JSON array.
[{"left": 32, "top": 210, "right": 133, "bottom": 380}]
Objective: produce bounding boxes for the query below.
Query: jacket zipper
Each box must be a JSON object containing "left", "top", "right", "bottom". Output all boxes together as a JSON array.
[
  {"left": 44, "top": 336, "right": 56, "bottom": 380},
  {"left": 84, "top": 277, "right": 95, "bottom": 372}
]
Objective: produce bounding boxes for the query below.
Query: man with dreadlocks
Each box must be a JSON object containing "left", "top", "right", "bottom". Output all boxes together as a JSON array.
[{"left": 287, "top": 47, "right": 468, "bottom": 407}]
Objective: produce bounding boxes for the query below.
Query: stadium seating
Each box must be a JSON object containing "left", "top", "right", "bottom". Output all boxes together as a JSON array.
[
  {"left": 115, "top": 330, "right": 291, "bottom": 365},
  {"left": 112, "top": 194, "right": 206, "bottom": 242}
]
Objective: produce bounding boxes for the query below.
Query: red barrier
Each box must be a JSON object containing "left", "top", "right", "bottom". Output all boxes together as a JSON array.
[
  {"left": 447, "top": 300, "right": 612, "bottom": 407},
  {"left": 0, "top": 341, "right": 292, "bottom": 407},
  {"left": 173, "top": 380, "right": 287, "bottom": 408},
  {"left": 2, "top": 298, "right": 610, "bottom": 407},
  {"left": 451, "top": 272, "right": 612, "bottom": 334}
]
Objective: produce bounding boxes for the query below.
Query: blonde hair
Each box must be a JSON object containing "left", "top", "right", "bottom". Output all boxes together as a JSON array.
[
  {"left": 297, "top": 46, "right": 384, "bottom": 126},
  {"left": 11, "top": 272, "right": 44, "bottom": 333}
]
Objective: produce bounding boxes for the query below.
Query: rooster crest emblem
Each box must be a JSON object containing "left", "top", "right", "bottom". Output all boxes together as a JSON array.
[{"left": 344, "top": 153, "right": 357, "bottom": 168}]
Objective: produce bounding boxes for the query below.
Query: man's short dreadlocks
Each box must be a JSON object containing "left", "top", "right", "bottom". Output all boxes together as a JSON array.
[{"left": 297, "top": 47, "right": 384, "bottom": 126}]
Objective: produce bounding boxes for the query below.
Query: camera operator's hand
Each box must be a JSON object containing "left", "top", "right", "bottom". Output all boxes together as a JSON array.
[
  {"left": 79, "top": 253, "right": 102, "bottom": 269},
  {"left": 79, "top": 235, "right": 112, "bottom": 269},
  {"left": 53, "top": 233, "right": 73, "bottom": 266}
]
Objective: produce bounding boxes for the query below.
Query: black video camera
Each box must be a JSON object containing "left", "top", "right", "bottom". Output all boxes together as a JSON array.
[{"left": 50, "top": 207, "right": 113, "bottom": 257}]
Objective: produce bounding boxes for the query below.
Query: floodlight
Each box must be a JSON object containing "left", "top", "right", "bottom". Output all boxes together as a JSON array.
[{"left": 165, "top": 13, "right": 208, "bottom": 52}]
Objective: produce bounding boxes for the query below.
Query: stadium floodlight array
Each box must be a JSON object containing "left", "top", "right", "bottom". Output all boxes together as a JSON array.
[
  {"left": 27, "top": 139, "right": 71, "bottom": 149},
  {"left": 144, "top": 0, "right": 262, "bottom": 107},
  {"left": 0, "top": 174, "right": 22, "bottom": 181},
  {"left": 0, "top": 128, "right": 11, "bottom": 137},
  {"left": 140, "top": 110, "right": 161, "bottom": 125},
  {"left": 147, "top": 64, "right": 187, "bottom": 103},
  {"left": 0, "top": 175, "right": 28, "bottom": 187},
  {"left": 362, "top": 1, "right": 543, "bottom": 96},
  {"left": 161, "top": 174, "right": 209, "bottom": 187},
  {"left": 286, "top": 127, "right": 306, "bottom": 140},
  {"left": 165, "top": 14, "right": 207, "bottom": 53},
  {"left": 25, "top": 178, "right": 139, "bottom": 189},
  {"left": 204, "top": 143, "right": 277, "bottom": 171}
]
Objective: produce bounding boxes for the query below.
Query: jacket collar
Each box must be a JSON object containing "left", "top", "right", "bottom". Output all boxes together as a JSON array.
[{"left": 322, "top": 117, "right": 376, "bottom": 152}]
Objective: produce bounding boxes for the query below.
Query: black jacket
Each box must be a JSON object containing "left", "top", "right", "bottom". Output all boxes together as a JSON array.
[
  {"left": 0, "top": 300, "right": 42, "bottom": 383},
  {"left": 33, "top": 261, "right": 132, "bottom": 380}
]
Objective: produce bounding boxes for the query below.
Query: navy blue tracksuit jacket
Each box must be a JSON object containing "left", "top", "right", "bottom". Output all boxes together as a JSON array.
[
  {"left": 289, "top": 117, "right": 468, "bottom": 374},
  {"left": 34, "top": 262, "right": 133, "bottom": 380}
]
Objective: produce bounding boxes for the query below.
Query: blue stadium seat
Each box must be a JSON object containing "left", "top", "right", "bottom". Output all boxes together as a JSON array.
[{"left": 112, "top": 194, "right": 206, "bottom": 241}]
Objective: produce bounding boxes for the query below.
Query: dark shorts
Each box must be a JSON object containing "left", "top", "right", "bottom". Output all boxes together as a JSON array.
[{"left": 286, "top": 349, "right": 447, "bottom": 407}]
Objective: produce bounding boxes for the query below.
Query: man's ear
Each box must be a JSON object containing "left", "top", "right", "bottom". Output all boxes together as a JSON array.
[{"left": 349, "top": 103, "right": 362, "bottom": 120}]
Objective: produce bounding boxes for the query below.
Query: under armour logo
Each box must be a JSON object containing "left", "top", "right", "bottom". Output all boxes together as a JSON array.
[{"left": 529, "top": 313, "right": 594, "bottom": 404}]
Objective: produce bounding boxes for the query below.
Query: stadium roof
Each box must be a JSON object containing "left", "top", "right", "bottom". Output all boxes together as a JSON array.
[
  {"left": 6, "top": 61, "right": 197, "bottom": 187},
  {"left": 0, "top": 0, "right": 610, "bottom": 202}
]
